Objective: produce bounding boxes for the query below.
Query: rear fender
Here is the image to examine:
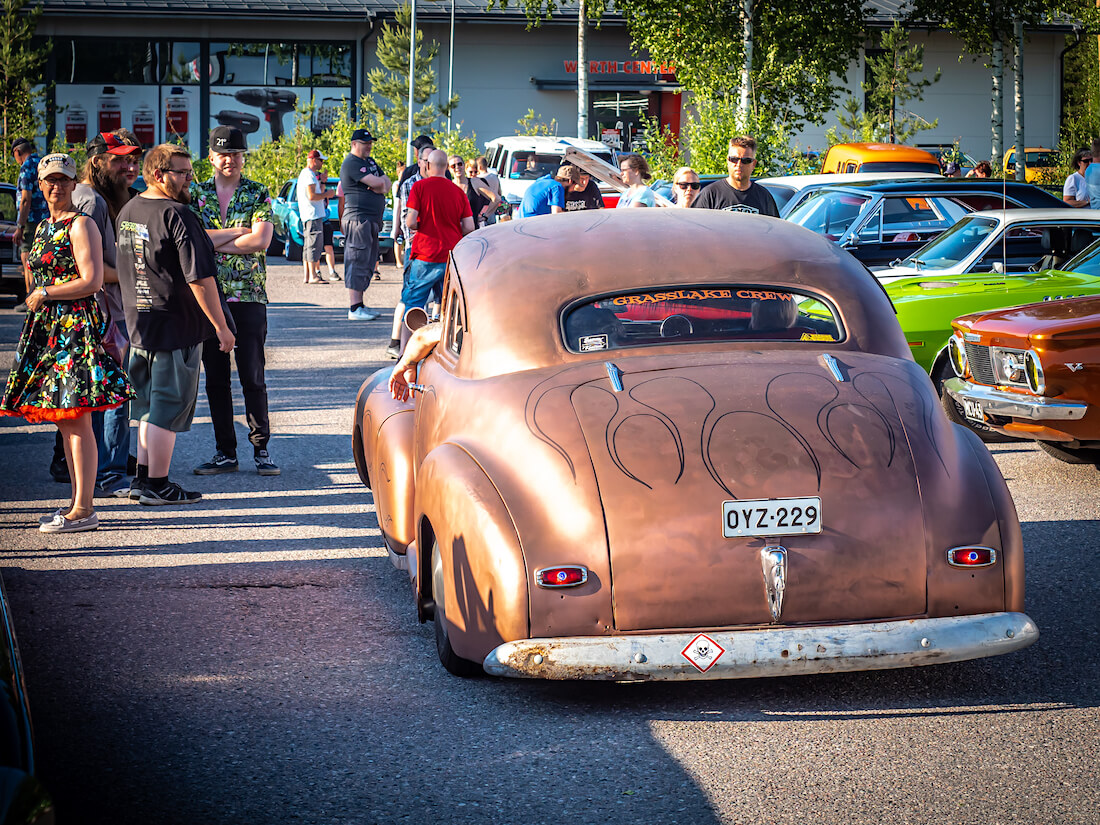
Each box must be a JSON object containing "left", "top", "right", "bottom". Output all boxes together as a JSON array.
[{"left": 416, "top": 444, "right": 528, "bottom": 664}]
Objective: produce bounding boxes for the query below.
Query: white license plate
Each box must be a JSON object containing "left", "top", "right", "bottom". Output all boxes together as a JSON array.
[
  {"left": 961, "top": 398, "right": 984, "bottom": 423},
  {"left": 722, "top": 497, "right": 822, "bottom": 538}
]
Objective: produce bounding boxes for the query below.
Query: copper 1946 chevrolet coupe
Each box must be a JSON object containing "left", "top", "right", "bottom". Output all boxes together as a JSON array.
[{"left": 352, "top": 209, "right": 1037, "bottom": 680}]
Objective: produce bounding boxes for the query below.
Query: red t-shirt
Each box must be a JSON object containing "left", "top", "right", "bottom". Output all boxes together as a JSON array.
[{"left": 408, "top": 176, "right": 472, "bottom": 263}]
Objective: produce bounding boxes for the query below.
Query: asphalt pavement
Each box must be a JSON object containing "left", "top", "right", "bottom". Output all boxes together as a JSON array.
[{"left": 0, "top": 257, "right": 1097, "bottom": 825}]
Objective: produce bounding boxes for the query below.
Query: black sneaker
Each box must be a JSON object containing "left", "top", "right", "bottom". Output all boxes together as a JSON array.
[
  {"left": 193, "top": 452, "right": 238, "bottom": 475},
  {"left": 139, "top": 480, "right": 202, "bottom": 506},
  {"left": 255, "top": 450, "right": 281, "bottom": 476}
]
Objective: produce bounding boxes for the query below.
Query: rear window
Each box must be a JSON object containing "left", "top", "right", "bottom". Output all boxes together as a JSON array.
[
  {"left": 562, "top": 286, "right": 844, "bottom": 352},
  {"left": 859, "top": 162, "right": 942, "bottom": 173}
]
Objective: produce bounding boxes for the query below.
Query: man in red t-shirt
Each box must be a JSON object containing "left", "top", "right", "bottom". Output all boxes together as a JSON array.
[{"left": 403, "top": 149, "right": 474, "bottom": 310}]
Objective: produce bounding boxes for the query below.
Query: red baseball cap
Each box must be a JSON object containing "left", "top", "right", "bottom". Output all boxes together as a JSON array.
[
  {"left": 86, "top": 132, "right": 141, "bottom": 157},
  {"left": 307, "top": 149, "right": 326, "bottom": 160}
]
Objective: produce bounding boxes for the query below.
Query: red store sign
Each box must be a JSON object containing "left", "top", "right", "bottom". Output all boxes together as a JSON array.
[{"left": 564, "top": 59, "right": 676, "bottom": 75}]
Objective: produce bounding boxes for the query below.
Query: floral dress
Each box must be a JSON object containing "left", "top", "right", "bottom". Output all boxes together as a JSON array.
[{"left": 0, "top": 214, "right": 134, "bottom": 423}]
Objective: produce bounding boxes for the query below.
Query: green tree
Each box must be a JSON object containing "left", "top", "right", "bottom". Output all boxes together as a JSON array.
[
  {"left": 0, "top": 0, "right": 49, "bottom": 181},
  {"left": 363, "top": 3, "right": 458, "bottom": 131},
  {"left": 616, "top": 0, "right": 868, "bottom": 129},
  {"left": 830, "top": 23, "right": 940, "bottom": 146},
  {"left": 514, "top": 108, "right": 558, "bottom": 136},
  {"left": 866, "top": 22, "right": 941, "bottom": 143}
]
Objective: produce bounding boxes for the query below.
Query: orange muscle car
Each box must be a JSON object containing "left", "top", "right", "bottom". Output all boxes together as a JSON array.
[
  {"left": 352, "top": 209, "right": 1037, "bottom": 680},
  {"left": 944, "top": 295, "right": 1100, "bottom": 464}
]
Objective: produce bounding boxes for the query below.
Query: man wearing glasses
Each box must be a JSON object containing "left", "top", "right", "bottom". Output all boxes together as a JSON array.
[
  {"left": 692, "top": 136, "right": 779, "bottom": 217},
  {"left": 115, "top": 143, "right": 235, "bottom": 505}
]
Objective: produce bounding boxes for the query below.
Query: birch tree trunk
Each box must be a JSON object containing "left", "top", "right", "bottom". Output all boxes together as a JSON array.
[
  {"left": 738, "top": 0, "right": 752, "bottom": 127},
  {"left": 990, "top": 37, "right": 1003, "bottom": 170},
  {"left": 1013, "top": 20, "right": 1025, "bottom": 182},
  {"left": 578, "top": 0, "right": 588, "bottom": 139}
]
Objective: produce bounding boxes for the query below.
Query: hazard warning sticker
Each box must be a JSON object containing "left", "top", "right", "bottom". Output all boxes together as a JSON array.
[{"left": 681, "top": 633, "right": 725, "bottom": 673}]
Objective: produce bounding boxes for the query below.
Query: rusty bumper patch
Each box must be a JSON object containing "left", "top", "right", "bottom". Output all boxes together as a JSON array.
[{"left": 482, "top": 613, "right": 1038, "bottom": 681}]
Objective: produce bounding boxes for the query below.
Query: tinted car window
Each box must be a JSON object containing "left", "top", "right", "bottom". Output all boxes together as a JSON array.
[
  {"left": 510, "top": 151, "right": 612, "bottom": 180},
  {"left": 563, "top": 286, "right": 844, "bottom": 352},
  {"left": 859, "top": 161, "right": 942, "bottom": 173},
  {"left": 0, "top": 189, "right": 16, "bottom": 223},
  {"left": 787, "top": 190, "right": 871, "bottom": 240}
]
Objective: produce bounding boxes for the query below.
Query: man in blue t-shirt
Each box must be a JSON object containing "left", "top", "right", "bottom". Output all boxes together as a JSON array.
[
  {"left": 1086, "top": 139, "right": 1100, "bottom": 210},
  {"left": 519, "top": 168, "right": 568, "bottom": 218},
  {"left": 12, "top": 138, "right": 48, "bottom": 312}
]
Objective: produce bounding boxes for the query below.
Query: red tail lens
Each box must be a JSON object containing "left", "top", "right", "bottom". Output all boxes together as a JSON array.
[
  {"left": 947, "top": 546, "right": 997, "bottom": 567},
  {"left": 536, "top": 566, "right": 588, "bottom": 588}
]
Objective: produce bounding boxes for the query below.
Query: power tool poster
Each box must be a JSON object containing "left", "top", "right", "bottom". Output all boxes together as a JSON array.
[{"left": 54, "top": 85, "right": 351, "bottom": 151}]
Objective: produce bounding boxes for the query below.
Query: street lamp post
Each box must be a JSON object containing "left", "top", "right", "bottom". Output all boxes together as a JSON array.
[
  {"left": 446, "top": 0, "right": 455, "bottom": 134},
  {"left": 406, "top": 0, "right": 417, "bottom": 167}
]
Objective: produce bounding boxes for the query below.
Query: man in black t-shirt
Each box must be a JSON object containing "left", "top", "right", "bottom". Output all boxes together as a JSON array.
[
  {"left": 339, "top": 129, "right": 391, "bottom": 321},
  {"left": 691, "top": 135, "right": 779, "bottom": 217},
  {"left": 116, "top": 143, "right": 235, "bottom": 506},
  {"left": 564, "top": 167, "right": 604, "bottom": 211}
]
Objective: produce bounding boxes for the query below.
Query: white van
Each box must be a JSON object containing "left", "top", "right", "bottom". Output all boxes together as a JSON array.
[{"left": 483, "top": 136, "right": 617, "bottom": 208}]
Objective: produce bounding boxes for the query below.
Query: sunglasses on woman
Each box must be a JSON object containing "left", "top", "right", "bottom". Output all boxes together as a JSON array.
[{"left": 675, "top": 181, "right": 701, "bottom": 190}]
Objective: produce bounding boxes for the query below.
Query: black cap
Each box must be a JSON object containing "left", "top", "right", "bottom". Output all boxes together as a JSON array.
[
  {"left": 351, "top": 128, "right": 376, "bottom": 143},
  {"left": 11, "top": 137, "right": 32, "bottom": 153},
  {"left": 209, "top": 125, "right": 247, "bottom": 153},
  {"left": 410, "top": 134, "right": 435, "bottom": 151}
]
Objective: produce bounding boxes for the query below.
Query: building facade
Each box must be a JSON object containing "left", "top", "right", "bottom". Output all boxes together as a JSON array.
[{"left": 34, "top": 0, "right": 1075, "bottom": 165}]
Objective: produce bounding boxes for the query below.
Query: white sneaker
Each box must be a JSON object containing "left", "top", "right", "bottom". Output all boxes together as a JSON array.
[
  {"left": 327, "top": 271, "right": 342, "bottom": 281},
  {"left": 348, "top": 306, "right": 380, "bottom": 321}
]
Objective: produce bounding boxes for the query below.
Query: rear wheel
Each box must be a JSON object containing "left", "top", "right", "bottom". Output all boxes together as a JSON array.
[
  {"left": 267, "top": 234, "right": 285, "bottom": 257},
  {"left": 1037, "top": 441, "right": 1100, "bottom": 465},
  {"left": 430, "top": 540, "right": 482, "bottom": 677},
  {"left": 933, "top": 361, "right": 1016, "bottom": 444}
]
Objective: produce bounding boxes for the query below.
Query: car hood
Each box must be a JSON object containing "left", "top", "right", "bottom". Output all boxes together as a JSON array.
[
  {"left": 566, "top": 352, "right": 934, "bottom": 631},
  {"left": 956, "top": 295, "right": 1100, "bottom": 340}
]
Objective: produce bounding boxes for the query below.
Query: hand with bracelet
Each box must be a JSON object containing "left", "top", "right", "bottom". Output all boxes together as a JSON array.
[{"left": 23, "top": 284, "right": 49, "bottom": 313}]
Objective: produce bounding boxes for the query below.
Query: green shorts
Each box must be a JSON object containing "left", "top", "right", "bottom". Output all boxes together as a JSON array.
[
  {"left": 19, "top": 221, "right": 39, "bottom": 254},
  {"left": 128, "top": 344, "right": 202, "bottom": 432}
]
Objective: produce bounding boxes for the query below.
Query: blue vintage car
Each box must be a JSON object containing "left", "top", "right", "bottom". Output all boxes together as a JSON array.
[{"left": 270, "top": 177, "right": 394, "bottom": 262}]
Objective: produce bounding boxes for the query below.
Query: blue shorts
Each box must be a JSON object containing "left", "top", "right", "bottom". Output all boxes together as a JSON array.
[{"left": 400, "top": 259, "right": 447, "bottom": 310}]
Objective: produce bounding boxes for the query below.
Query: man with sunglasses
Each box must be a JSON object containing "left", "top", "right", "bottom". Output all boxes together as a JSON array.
[
  {"left": 671, "top": 167, "right": 701, "bottom": 208},
  {"left": 692, "top": 136, "right": 779, "bottom": 217}
]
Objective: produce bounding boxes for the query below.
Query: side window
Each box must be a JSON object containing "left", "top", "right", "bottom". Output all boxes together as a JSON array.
[
  {"left": 0, "top": 189, "right": 16, "bottom": 222},
  {"left": 844, "top": 161, "right": 857, "bottom": 173},
  {"left": 974, "top": 225, "right": 1048, "bottom": 272},
  {"left": 856, "top": 204, "right": 883, "bottom": 242},
  {"left": 279, "top": 182, "right": 293, "bottom": 200},
  {"left": 444, "top": 287, "right": 465, "bottom": 355}
]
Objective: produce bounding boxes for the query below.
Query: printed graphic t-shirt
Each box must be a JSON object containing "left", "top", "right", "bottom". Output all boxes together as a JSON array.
[
  {"left": 691, "top": 179, "right": 779, "bottom": 217},
  {"left": 408, "top": 176, "right": 472, "bottom": 263},
  {"left": 564, "top": 179, "right": 604, "bottom": 211},
  {"left": 340, "top": 153, "right": 386, "bottom": 223},
  {"left": 116, "top": 196, "right": 218, "bottom": 352}
]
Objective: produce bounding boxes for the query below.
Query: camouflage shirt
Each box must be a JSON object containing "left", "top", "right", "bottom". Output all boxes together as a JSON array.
[{"left": 190, "top": 176, "right": 273, "bottom": 303}]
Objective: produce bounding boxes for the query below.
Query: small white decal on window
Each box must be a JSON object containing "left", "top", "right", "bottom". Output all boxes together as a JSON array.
[{"left": 579, "top": 334, "right": 608, "bottom": 352}]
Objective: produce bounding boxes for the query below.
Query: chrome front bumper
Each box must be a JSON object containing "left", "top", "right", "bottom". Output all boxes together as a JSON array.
[
  {"left": 482, "top": 612, "right": 1038, "bottom": 681},
  {"left": 944, "top": 377, "right": 1086, "bottom": 421}
]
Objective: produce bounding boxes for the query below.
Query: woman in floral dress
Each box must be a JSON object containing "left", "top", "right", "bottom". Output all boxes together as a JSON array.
[{"left": 0, "top": 153, "right": 133, "bottom": 533}]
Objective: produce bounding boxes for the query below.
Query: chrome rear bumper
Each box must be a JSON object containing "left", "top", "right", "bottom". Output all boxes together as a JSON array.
[
  {"left": 483, "top": 612, "right": 1037, "bottom": 681},
  {"left": 944, "top": 378, "right": 1086, "bottom": 421}
]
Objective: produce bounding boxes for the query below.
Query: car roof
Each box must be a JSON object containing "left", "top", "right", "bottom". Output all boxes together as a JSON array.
[
  {"left": 483, "top": 136, "right": 611, "bottom": 153},
  {"left": 756, "top": 172, "right": 943, "bottom": 191},
  {"left": 964, "top": 208, "right": 1100, "bottom": 223},
  {"left": 447, "top": 209, "right": 912, "bottom": 379}
]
